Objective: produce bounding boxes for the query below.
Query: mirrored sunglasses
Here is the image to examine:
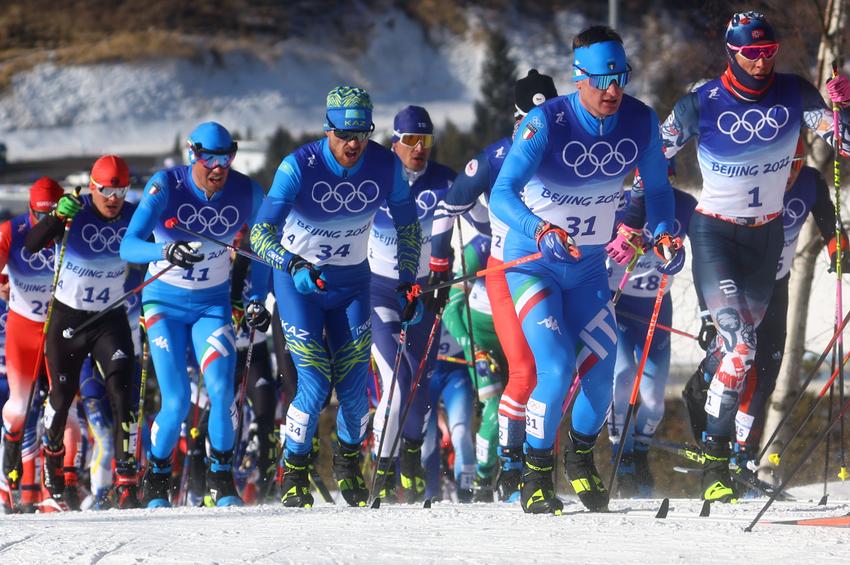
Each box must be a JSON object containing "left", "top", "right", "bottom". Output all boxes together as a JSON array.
[
  {"left": 574, "top": 64, "right": 632, "bottom": 90},
  {"left": 333, "top": 129, "right": 372, "bottom": 142},
  {"left": 397, "top": 134, "right": 434, "bottom": 149},
  {"left": 90, "top": 177, "right": 130, "bottom": 198},
  {"left": 727, "top": 42, "right": 779, "bottom": 61}
]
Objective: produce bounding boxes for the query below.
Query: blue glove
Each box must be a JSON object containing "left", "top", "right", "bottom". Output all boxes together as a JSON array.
[
  {"left": 286, "top": 253, "right": 327, "bottom": 295},
  {"left": 535, "top": 222, "right": 580, "bottom": 263},
  {"left": 654, "top": 233, "right": 685, "bottom": 275},
  {"left": 396, "top": 283, "right": 424, "bottom": 325}
]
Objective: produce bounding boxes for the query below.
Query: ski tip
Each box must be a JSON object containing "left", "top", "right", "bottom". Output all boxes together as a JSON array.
[
  {"left": 370, "top": 497, "right": 381, "bottom": 509},
  {"left": 655, "top": 498, "right": 670, "bottom": 519},
  {"left": 699, "top": 500, "right": 711, "bottom": 517},
  {"left": 423, "top": 498, "right": 432, "bottom": 509},
  {"left": 818, "top": 494, "right": 829, "bottom": 506}
]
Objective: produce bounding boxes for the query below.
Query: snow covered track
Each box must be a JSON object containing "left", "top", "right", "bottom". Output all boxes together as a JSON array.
[{"left": 2, "top": 498, "right": 850, "bottom": 564}]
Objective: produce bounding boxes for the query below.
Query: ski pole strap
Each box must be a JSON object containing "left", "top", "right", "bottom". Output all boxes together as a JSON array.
[{"left": 417, "top": 251, "right": 543, "bottom": 295}]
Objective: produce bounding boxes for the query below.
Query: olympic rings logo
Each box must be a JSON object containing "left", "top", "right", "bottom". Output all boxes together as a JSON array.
[
  {"left": 0, "top": 311, "right": 6, "bottom": 334},
  {"left": 561, "top": 138, "right": 638, "bottom": 178},
  {"left": 177, "top": 204, "right": 240, "bottom": 237},
  {"left": 81, "top": 224, "right": 126, "bottom": 254},
  {"left": 312, "top": 180, "right": 380, "bottom": 214},
  {"left": 717, "top": 105, "right": 790, "bottom": 144},
  {"left": 415, "top": 190, "right": 438, "bottom": 220},
  {"left": 19, "top": 246, "right": 54, "bottom": 271},
  {"left": 783, "top": 197, "right": 807, "bottom": 229}
]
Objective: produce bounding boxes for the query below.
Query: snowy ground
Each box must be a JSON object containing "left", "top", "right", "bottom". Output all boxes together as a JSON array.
[{"left": 2, "top": 484, "right": 850, "bottom": 564}]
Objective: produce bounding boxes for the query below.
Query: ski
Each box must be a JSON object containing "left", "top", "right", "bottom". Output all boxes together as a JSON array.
[{"left": 309, "top": 471, "right": 335, "bottom": 504}]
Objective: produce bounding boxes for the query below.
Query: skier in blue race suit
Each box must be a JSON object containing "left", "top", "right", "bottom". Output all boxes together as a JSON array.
[
  {"left": 250, "top": 86, "right": 422, "bottom": 508},
  {"left": 606, "top": 169, "right": 696, "bottom": 498},
  {"left": 368, "top": 105, "right": 455, "bottom": 503},
  {"left": 121, "top": 122, "right": 272, "bottom": 508},
  {"left": 489, "top": 25, "right": 682, "bottom": 514},
  {"left": 659, "top": 11, "right": 850, "bottom": 502}
]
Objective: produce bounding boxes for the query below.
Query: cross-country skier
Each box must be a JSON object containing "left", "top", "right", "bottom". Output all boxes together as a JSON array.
[
  {"left": 250, "top": 87, "right": 421, "bottom": 508},
  {"left": 489, "top": 25, "right": 682, "bottom": 514},
  {"left": 429, "top": 69, "right": 559, "bottom": 502},
  {"left": 121, "top": 122, "right": 271, "bottom": 508},
  {"left": 659, "top": 11, "right": 850, "bottom": 502},
  {"left": 368, "top": 105, "right": 454, "bottom": 503},
  {"left": 25, "top": 156, "right": 140, "bottom": 508},
  {"left": 0, "top": 178, "right": 67, "bottom": 508},
  {"left": 606, "top": 165, "right": 696, "bottom": 497}
]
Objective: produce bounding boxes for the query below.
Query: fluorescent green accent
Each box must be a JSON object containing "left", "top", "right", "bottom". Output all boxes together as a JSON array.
[
  {"left": 326, "top": 87, "right": 373, "bottom": 110},
  {"left": 332, "top": 329, "right": 371, "bottom": 383},
  {"left": 571, "top": 478, "right": 592, "bottom": 494},
  {"left": 703, "top": 481, "right": 736, "bottom": 502},
  {"left": 249, "top": 223, "right": 288, "bottom": 271},
  {"left": 287, "top": 335, "right": 333, "bottom": 381},
  {"left": 395, "top": 222, "right": 422, "bottom": 281}
]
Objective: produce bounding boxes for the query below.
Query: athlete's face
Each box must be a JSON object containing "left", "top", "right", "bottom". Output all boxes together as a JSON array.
[
  {"left": 576, "top": 79, "right": 624, "bottom": 117},
  {"left": 91, "top": 187, "right": 125, "bottom": 219},
  {"left": 326, "top": 131, "right": 368, "bottom": 168},
  {"left": 735, "top": 48, "right": 776, "bottom": 81},
  {"left": 392, "top": 139, "right": 431, "bottom": 172},
  {"left": 191, "top": 160, "right": 230, "bottom": 196}
]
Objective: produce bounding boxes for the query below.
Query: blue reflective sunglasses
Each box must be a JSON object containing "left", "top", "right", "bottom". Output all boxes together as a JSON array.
[
  {"left": 574, "top": 64, "right": 632, "bottom": 90},
  {"left": 189, "top": 141, "right": 238, "bottom": 170}
]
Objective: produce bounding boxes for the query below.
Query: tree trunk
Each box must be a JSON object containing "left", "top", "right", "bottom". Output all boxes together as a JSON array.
[{"left": 760, "top": 0, "right": 845, "bottom": 471}]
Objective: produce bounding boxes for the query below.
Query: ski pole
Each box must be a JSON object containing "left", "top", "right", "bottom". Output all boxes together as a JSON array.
[
  {"left": 456, "top": 218, "right": 480, "bottom": 414},
  {"left": 612, "top": 248, "right": 643, "bottom": 305},
  {"left": 378, "top": 304, "right": 446, "bottom": 504},
  {"left": 745, "top": 387, "right": 850, "bottom": 531},
  {"left": 830, "top": 61, "right": 848, "bottom": 481},
  {"left": 436, "top": 354, "right": 474, "bottom": 367},
  {"left": 756, "top": 307, "right": 850, "bottom": 464},
  {"left": 180, "top": 368, "right": 207, "bottom": 506},
  {"left": 233, "top": 328, "right": 256, "bottom": 467},
  {"left": 770, "top": 347, "right": 850, "bottom": 466},
  {"left": 61, "top": 239, "right": 201, "bottom": 339},
  {"left": 416, "top": 250, "right": 542, "bottom": 295},
  {"left": 164, "top": 217, "right": 265, "bottom": 265},
  {"left": 821, "top": 350, "right": 836, "bottom": 506},
  {"left": 608, "top": 274, "right": 668, "bottom": 494},
  {"left": 615, "top": 310, "right": 698, "bottom": 341},
  {"left": 134, "top": 320, "right": 151, "bottom": 466},
  {"left": 368, "top": 321, "right": 409, "bottom": 506}
]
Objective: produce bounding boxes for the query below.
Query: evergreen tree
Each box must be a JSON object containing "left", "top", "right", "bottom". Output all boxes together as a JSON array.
[{"left": 472, "top": 30, "right": 517, "bottom": 146}]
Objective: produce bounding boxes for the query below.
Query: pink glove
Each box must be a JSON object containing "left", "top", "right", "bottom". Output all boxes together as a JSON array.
[
  {"left": 606, "top": 224, "right": 643, "bottom": 266},
  {"left": 827, "top": 74, "right": 850, "bottom": 107}
]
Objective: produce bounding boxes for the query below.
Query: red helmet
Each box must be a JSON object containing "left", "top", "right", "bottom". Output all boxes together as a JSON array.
[
  {"left": 90, "top": 155, "right": 130, "bottom": 189},
  {"left": 29, "top": 176, "right": 64, "bottom": 212}
]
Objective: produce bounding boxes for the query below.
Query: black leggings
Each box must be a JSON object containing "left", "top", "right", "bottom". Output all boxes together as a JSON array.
[
  {"left": 689, "top": 212, "right": 783, "bottom": 437},
  {"left": 45, "top": 302, "right": 136, "bottom": 463}
]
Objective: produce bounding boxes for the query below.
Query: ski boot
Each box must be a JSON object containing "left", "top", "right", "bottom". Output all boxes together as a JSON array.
[
  {"left": 187, "top": 442, "right": 206, "bottom": 506},
  {"left": 374, "top": 457, "right": 397, "bottom": 502},
  {"left": 702, "top": 436, "right": 737, "bottom": 503},
  {"left": 203, "top": 449, "right": 243, "bottom": 507},
  {"left": 682, "top": 362, "right": 710, "bottom": 443},
  {"left": 473, "top": 473, "right": 495, "bottom": 503},
  {"left": 495, "top": 446, "right": 523, "bottom": 502},
  {"left": 63, "top": 468, "right": 82, "bottom": 511},
  {"left": 42, "top": 444, "right": 68, "bottom": 509},
  {"left": 332, "top": 440, "right": 368, "bottom": 507},
  {"left": 399, "top": 438, "right": 426, "bottom": 504},
  {"left": 255, "top": 430, "right": 280, "bottom": 504},
  {"left": 519, "top": 447, "right": 562, "bottom": 514},
  {"left": 280, "top": 452, "right": 313, "bottom": 508},
  {"left": 611, "top": 451, "right": 638, "bottom": 499},
  {"left": 633, "top": 448, "right": 654, "bottom": 498},
  {"left": 114, "top": 459, "right": 141, "bottom": 509},
  {"left": 564, "top": 432, "right": 608, "bottom": 512},
  {"left": 2, "top": 432, "right": 23, "bottom": 490},
  {"left": 141, "top": 453, "right": 173, "bottom": 508}
]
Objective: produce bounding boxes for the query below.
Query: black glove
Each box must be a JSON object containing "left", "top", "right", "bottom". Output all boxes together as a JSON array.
[
  {"left": 163, "top": 241, "right": 204, "bottom": 269},
  {"left": 421, "top": 269, "right": 450, "bottom": 313},
  {"left": 395, "top": 282, "right": 424, "bottom": 325},
  {"left": 697, "top": 315, "right": 717, "bottom": 352},
  {"left": 246, "top": 301, "right": 272, "bottom": 332}
]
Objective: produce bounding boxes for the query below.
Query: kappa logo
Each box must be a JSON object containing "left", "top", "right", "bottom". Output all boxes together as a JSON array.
[
  {"left": 536, "top": 315, "right": 562, "bottom": 335},
  {"left": 152, "top": 335, "right": 170, "bottom": 352}
]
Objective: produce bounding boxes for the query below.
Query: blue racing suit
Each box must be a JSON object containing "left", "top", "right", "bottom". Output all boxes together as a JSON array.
[
  {"left": 490, "top": 92, "right": 674, "bottom": 451},
  {"left": 250, "top": 139, "right": 420, "bottom": 457},
  {"left": 120, "top": 166, "right": 269, "bottom": 460}
]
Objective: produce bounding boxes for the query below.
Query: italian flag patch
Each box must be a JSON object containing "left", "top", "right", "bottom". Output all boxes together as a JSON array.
[{"left": 521, "top": 123, "right": 538, "bottom": 140}]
